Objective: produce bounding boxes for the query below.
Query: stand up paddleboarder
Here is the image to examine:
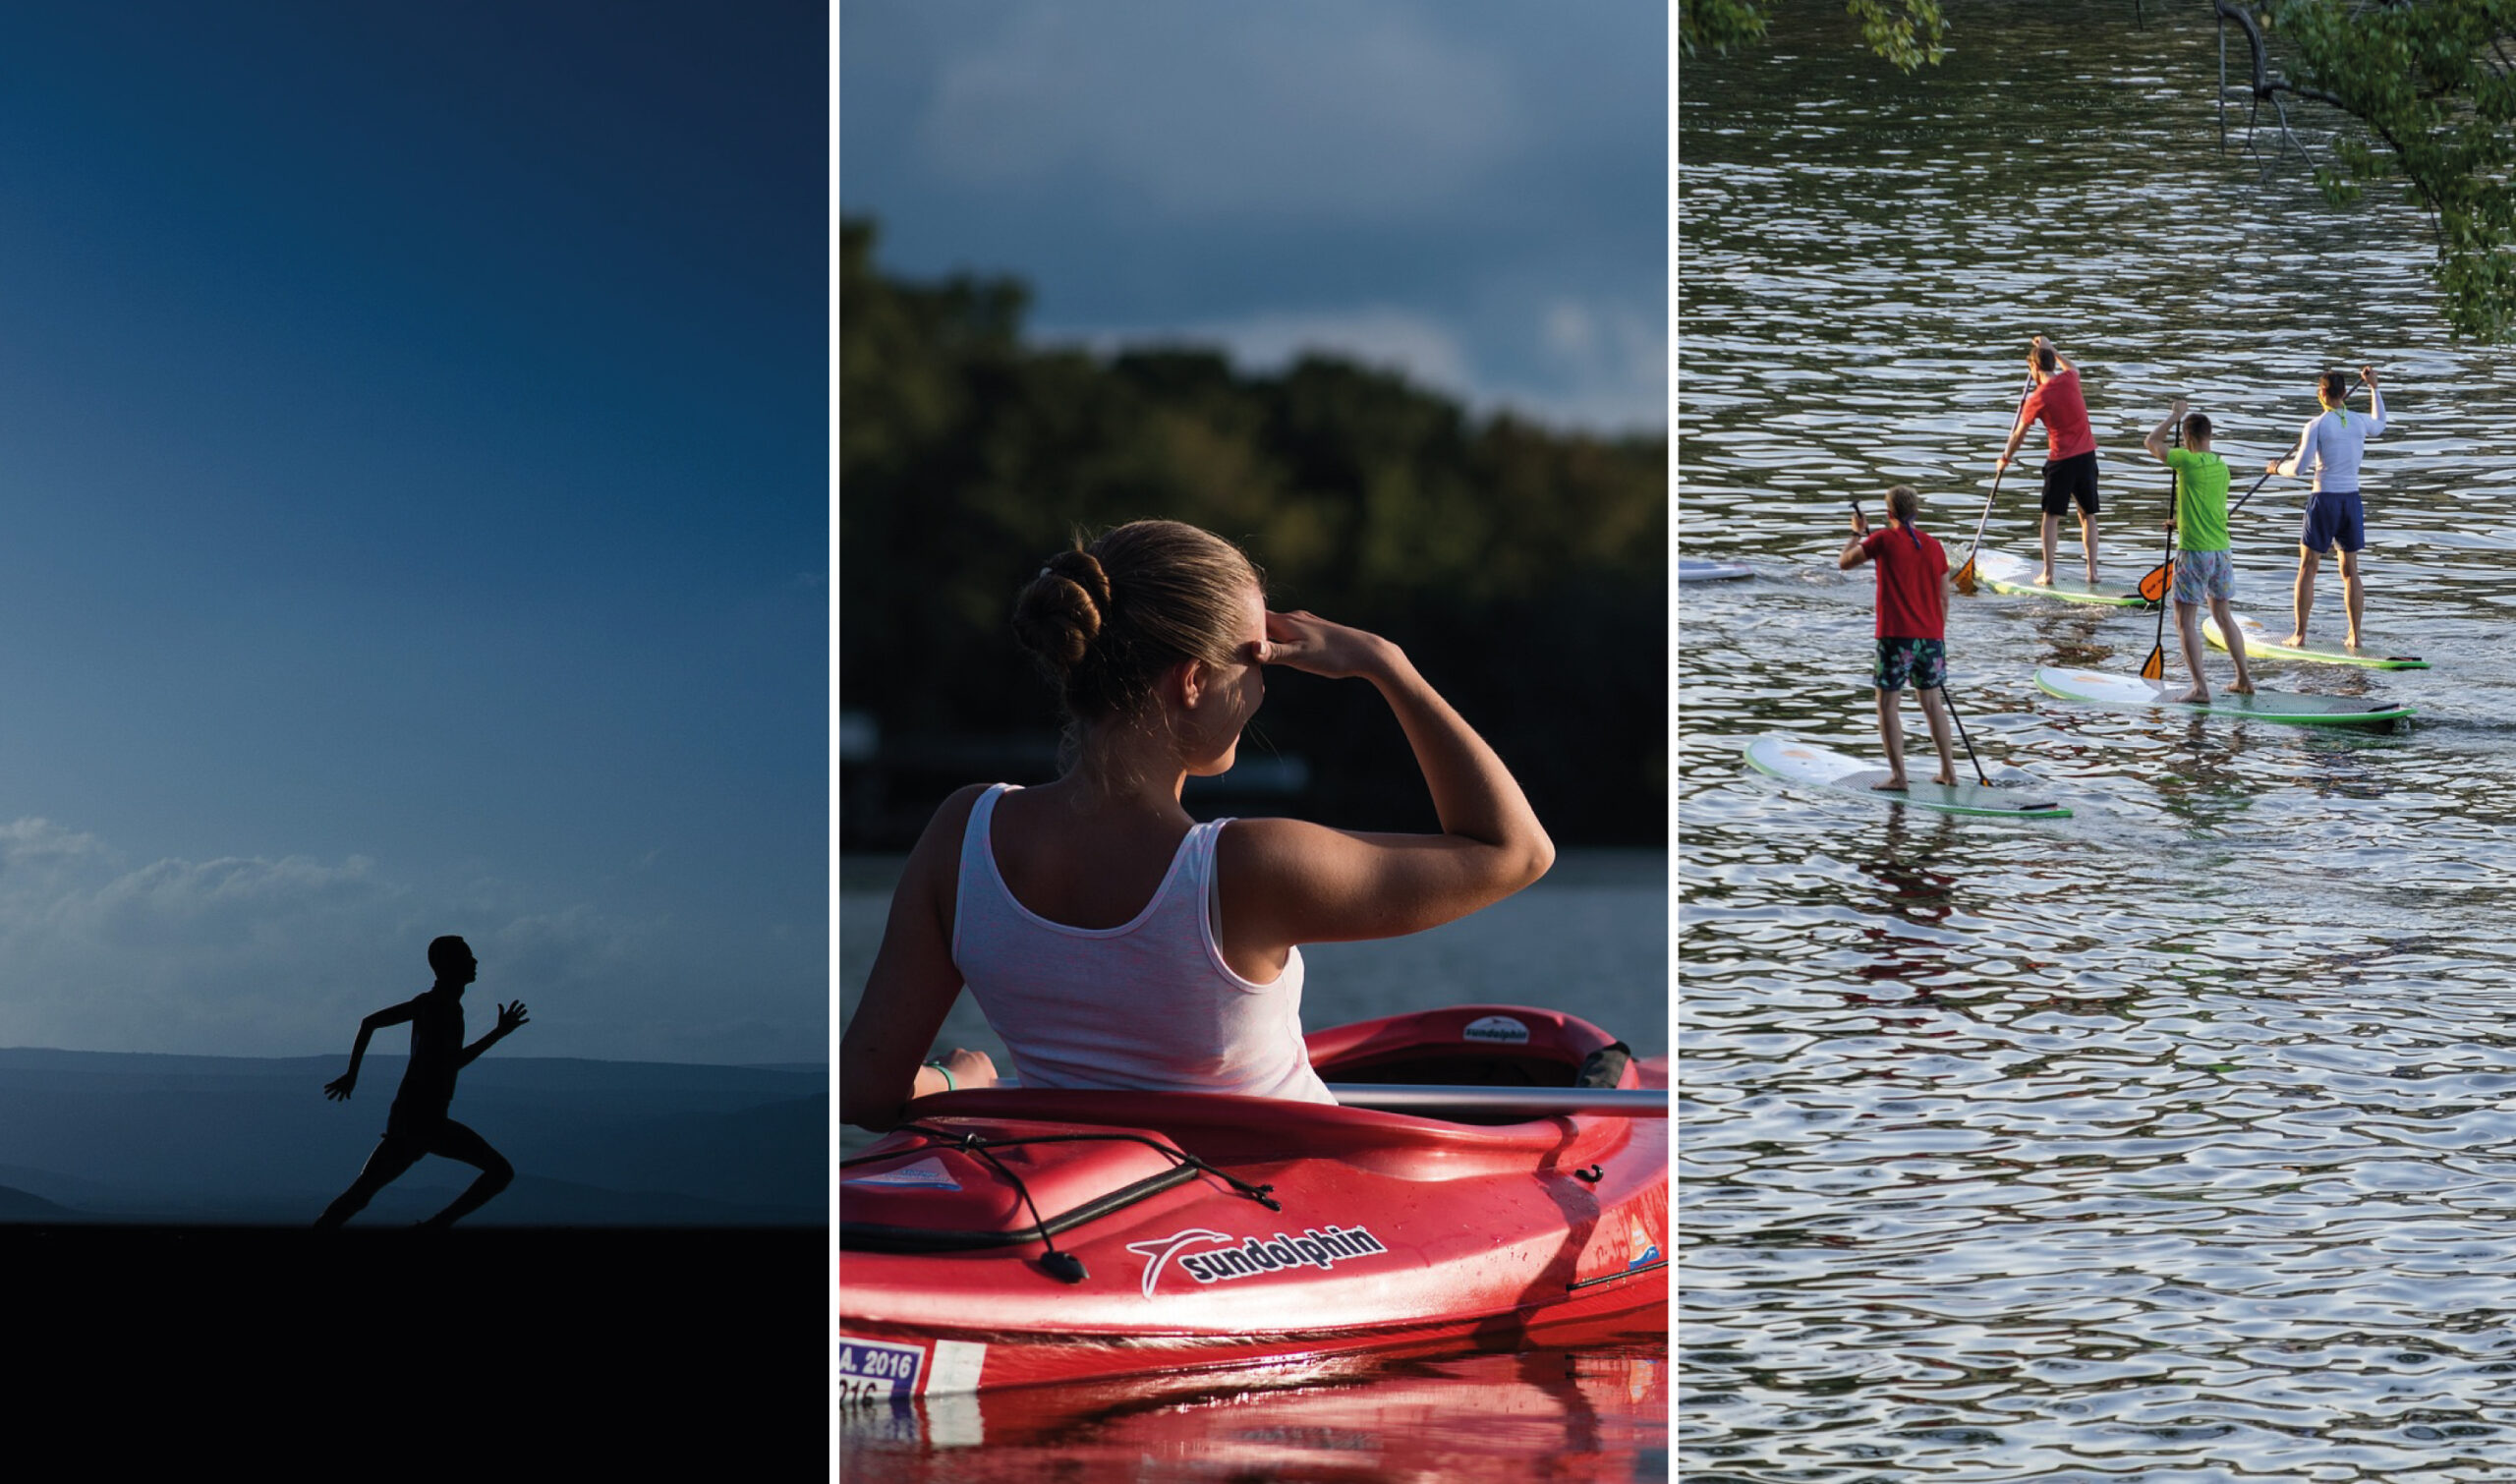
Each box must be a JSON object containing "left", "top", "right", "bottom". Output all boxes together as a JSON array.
[
  {"left": 1838, "top": 485, "right": 1957, "bottom": 791},
  {"left": 316, "top": 935, "right": 527, "bottom": 1228},
  {"left": 1996, "top": 335, "right": 2102, "bottom": 590},
  {"left": 2143, "top": 401, "right": 2256, "bottom": 705},
  {"left": 2268, "top": 366, "right": 2385, "bottom": 651}
]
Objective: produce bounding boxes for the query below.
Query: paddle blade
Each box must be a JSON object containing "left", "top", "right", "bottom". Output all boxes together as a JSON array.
[
  {"left": 1952, "top": 556, "right": 1977, "bottom": 595},
  {"left": 2138, "top": 563, "right": 2171, "bottom": 602},
  {"left": 2139, "top": 645, "right": 2165, "bottom": 681}
]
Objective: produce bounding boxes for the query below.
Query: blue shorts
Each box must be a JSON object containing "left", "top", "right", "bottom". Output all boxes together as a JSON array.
[
  {"left": 1873, "top": 637, "right": 1946, "bottom": 693},
  {"left": 2172, "top": 548, "right": 2235, "bottom": 604},
  {"left": 2301, "top": 490, "right": 2365, "bottom": 555}
]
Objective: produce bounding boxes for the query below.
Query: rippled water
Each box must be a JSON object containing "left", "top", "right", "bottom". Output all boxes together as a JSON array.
[{"left": 1683, "top": 3, "right": 2516, "bottom": 1478}]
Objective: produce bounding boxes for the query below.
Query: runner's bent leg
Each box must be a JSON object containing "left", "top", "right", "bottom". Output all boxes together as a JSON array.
[
  {"left": 417, "top": 1119, "right": 515, "bottom": 1228},
  {"left": 316, "top": 1135, "right": 424, "bottom": 1228}
]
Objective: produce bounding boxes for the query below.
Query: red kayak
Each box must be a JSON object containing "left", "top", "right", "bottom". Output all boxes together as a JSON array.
[{"left": 838, "top": 1004, "right": 1667, "bottom": 1398}]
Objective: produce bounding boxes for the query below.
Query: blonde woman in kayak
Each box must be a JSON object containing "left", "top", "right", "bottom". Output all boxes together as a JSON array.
[{"left": 839, "top": 519, "right": 1554, "bottom": 1131}]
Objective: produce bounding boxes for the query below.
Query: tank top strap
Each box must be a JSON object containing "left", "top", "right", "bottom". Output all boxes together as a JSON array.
[{"left": 952, "top": 784, "right": 1018, "bottom": 961}]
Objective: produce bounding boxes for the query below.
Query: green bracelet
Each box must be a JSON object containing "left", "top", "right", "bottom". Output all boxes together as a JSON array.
[{"left": 923, "top": 1058, "right": 954, "bottom": 1092}]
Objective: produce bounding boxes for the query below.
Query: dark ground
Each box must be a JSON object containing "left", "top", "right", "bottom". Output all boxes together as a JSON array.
[{"left": 9, "top": 1225, "right": 826, "bottom": 1457}]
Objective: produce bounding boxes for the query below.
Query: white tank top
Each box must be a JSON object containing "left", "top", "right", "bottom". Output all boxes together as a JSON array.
[{"left": 951, "top": 784, "right": 1335, "bottom": 1104}]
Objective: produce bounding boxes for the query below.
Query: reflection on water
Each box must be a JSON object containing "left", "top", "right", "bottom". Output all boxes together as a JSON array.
[
  {"left": 841, "top": 1344, "right": 1667, "bottom": 1484},
  {"left": 1686, "top": 2, "right": 2516, "bottom": 1477}
]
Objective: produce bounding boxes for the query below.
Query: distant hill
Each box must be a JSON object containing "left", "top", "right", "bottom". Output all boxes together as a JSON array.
[
  {"left": 0, "top": 1183, "right": 74, "bottom": 1220},
  {"left": 0, "top": 1050, "right": 825, "bottom": 1226}
]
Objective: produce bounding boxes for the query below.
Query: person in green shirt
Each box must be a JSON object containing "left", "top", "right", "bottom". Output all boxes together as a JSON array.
[{"left": 2143, "top": 400, "right": 2255, "bottom": 705}]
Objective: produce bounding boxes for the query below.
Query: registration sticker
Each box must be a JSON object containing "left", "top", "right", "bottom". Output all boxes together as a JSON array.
[
  {"left": 837, "top": 1336, "right": 991, "bottom": 1401},
  {"left": 837, "top": 1337, "right": 925, "bottom": 1400}
]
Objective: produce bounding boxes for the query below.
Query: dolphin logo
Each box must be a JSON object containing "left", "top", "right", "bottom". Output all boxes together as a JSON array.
[{"left": 1124, "top": 1227, "right": 1233, "bottom": 1298}]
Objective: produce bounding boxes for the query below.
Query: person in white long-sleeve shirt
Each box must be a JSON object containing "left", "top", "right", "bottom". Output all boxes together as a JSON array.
[{"left": 2267, "top": 366, "right": 2385, "bottom": 650}]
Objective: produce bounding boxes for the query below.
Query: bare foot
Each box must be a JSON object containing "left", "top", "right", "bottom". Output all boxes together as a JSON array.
[
  {"left": 2281, "top": 632, "right": 2305, "bottom": 648},
  {"left": 1931, "top": 771, "right": 1956, "bottom": 787},
  {"left": 2344, "top": 633, "right": 2365, "bottom": 652},
  {"left": 1872, "top": 776, "right": 1909, "bottom": 792},
  {"left": 2230, "top": 680, "right": 2256, "bottom": 696},
  {"left": 2034, "top": 569, "right": 2056, "bottom": 587},
  {"left": 2169, "top": 686, "right": 2208, "bottom": 705}
]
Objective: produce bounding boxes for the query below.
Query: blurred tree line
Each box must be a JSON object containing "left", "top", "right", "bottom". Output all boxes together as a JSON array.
[{"left": 839, "top": 219, "right": 1666, "bottom": 849}]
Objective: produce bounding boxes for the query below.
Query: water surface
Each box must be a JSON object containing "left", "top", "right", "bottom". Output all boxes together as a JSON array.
[{"left": 1684, "top": 4, "right": 2516, "bottom": 1479}]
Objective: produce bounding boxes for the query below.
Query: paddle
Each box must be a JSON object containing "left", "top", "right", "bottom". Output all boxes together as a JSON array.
[
  {"left": 2139, "top": 421, "right": 2179, "bottom": 681},
  {"left": 1951, "top": 374, "right": 2038, "bottom": 596}
]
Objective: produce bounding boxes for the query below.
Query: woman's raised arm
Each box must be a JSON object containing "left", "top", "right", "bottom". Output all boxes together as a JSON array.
[{"left": 1217, "top": 611, "right": 1553, "bottom": 963}]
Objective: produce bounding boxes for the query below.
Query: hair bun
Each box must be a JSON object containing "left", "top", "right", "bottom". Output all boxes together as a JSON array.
[{"left": 1013, "top": 547, "right": 1114, "bottom": 674}]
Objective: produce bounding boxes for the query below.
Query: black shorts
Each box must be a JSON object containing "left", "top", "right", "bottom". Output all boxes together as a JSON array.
[{"left": 2039, "top": 449, "right": 2100, "bottom": 517}]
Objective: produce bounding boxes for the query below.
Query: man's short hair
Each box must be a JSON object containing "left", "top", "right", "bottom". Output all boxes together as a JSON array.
[
  {"left": 428, "top": 936, "right": 471, "bottom": 976},
  {"left": 2032, "top": 343, "right": 2059, "bottom": 374},
  {"left": 2184, "top": 413, "right": 2212, "bottom": 444}
]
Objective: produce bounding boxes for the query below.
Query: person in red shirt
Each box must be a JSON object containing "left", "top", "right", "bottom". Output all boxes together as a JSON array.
[
  {"left": 1837, "top": 485, "right": 1955, "bottom": 790},
  {"left": 1996, "top": 335, "right": 2102, "bottom": 589}
]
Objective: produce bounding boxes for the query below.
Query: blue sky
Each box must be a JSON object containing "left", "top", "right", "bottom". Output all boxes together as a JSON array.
[
  {"left": 0, "top": 2, "right": 824, "bottom": 1062},
  {"left": 839, "top": 0, "right": 1667, "bottom": 433}
]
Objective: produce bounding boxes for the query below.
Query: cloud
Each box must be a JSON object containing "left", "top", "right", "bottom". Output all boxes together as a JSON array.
[
  {"left": 917, "top": 1, "right": 1525, "bottom": 221},
  {"left": 1049, "top": 292, "right": 1667, "bottom": 434},
  {"left": 1058, "top": 305, "right": 1472, "bottom": 392},
  {"left": 0, "top": 817, "right": 820, "bottom": 1063}
]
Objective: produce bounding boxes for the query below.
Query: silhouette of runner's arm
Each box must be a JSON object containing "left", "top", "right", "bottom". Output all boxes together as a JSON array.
[
  {"left": 323, "top": 999, "right": 420, "bottom": 1100},
  {"left": 458, "top": 1000, "right": 530, "bottom": 1068}
]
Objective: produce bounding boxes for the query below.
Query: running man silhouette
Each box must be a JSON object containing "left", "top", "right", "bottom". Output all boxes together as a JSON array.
[{"left": 315, "top": 935, "right": 528, "bottom": 1228}]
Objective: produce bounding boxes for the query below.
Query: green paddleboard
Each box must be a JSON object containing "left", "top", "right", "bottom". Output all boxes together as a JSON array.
[
  {"left": 1973, "top": 549, "right": 2156, "bottom": 607},
  {"left": 2032, "top": 666, "right": 2415, "bottom": 725},
  {"left": 1744, "top": 735, "right": 2072, "bottom": 819},
  {"left": 2202, "top": 610, "right": 2430, "bottom": 670}
]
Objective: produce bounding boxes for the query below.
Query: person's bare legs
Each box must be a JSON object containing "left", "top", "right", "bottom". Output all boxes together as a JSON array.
[
  {"left": 2038, "top": 513, "right": 2060, "bottom": 587},
  {"left": 315, "top": 1135, "right": 423, "bottom": 1228},
  {"left": 2170, "top": 599, "right": 2209, "bottom": 704},
  {"left": 417, "top": 1119, "right": 514, "bottom": 1229},
  {"left": 2209, "top": 596, "right": 2255, "bottom": 694},
  {"left": 2080, "top": 508, "right": 2100, "bottom": 586},
  {"left": 1915, "top": 685, "right": 1958, "bottom": 785},
  {"left": 2339, "top": 547, "right": 2364, "bottom": 649},
  {"left": 1873, "top": 688, "right": 1909, "bottom": 789},
  {"left": 2290, "top": 544, "right": 2321, "bottom": 647}
]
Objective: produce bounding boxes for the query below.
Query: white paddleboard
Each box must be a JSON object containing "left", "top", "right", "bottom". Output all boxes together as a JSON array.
[
  {"left": 2032, "top": 666, "right": 2415, "bottom": 724},
  {"left": 1680, "top": 558, "right": 1753, "bottom": 582},
  {"left": 1743, "top": 735, "right": 2071, "bottom": 819}
]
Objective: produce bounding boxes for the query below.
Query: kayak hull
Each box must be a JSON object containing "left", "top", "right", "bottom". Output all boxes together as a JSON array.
[{"left": 839, "top": 1005, "right": 1668, "bottom": 1398}]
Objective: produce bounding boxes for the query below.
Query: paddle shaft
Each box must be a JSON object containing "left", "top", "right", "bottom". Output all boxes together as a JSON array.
[
  {"left": 1956, "top": 375, "right": 2039, "bottom": 589},
  {"left": 2142, "top": 422, "right": 2178, "bottom": 678}
]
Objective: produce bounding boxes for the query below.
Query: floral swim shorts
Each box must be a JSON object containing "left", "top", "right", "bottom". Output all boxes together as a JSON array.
[
  {"left": 2172, "top": 548, "right": 2235, "bottom": 604},
  {"left": 1872, "top": 637, "right": 1946, "bottom": 693}
]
